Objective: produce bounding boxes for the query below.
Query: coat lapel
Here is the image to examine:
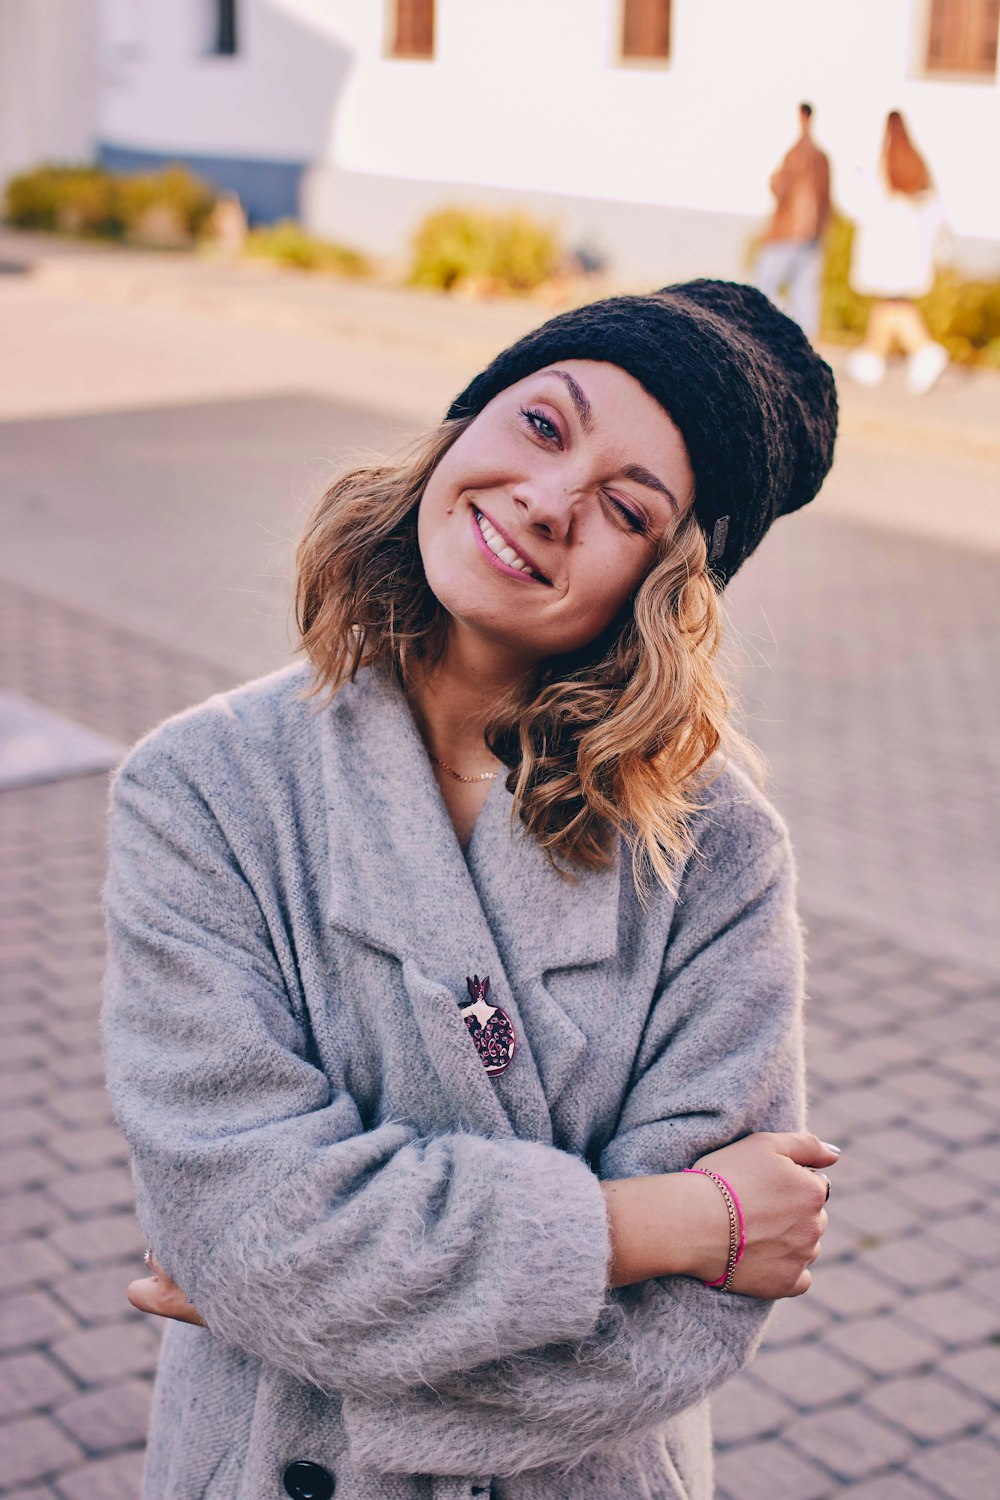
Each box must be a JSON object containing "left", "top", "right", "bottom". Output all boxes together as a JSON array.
[
  {"left": 464, "top": 785, "right": 622, "bottom": 1108},
  {"left": 319, "top": 670, "right": 554, "bottom": 1142}
]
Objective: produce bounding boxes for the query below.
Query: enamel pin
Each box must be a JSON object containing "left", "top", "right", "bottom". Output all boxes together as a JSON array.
[{"left": 460, "top": 974, "right": 515, "bottom": 1076}]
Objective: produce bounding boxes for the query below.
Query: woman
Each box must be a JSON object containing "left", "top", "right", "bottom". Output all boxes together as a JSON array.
[
  {"left": 103, "top": 280, "right": 839, "bottom": 1500},
  {"left": 845, "top": 110, "right": 949, "bottom": 395}
]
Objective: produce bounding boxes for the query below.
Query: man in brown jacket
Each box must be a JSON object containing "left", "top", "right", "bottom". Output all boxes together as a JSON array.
[{"left": 754, "top": 103, "right": 831, "bottom": 341}]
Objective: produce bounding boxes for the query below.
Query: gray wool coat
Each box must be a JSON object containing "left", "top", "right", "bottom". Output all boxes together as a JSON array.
[{"left": 102, "top": 663, "right": 805, "bottom": 1500}]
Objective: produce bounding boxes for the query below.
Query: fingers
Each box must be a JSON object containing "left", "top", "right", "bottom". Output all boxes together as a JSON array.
[
  {"left": 128, "top": 1259, "right": 206, "bottom": 1327},
  {"left": 765, "top": 1131, "right": 842, "bottom": 1170}
]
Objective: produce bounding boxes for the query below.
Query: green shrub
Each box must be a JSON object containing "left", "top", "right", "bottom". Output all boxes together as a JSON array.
[
  {"left": 821, "top": 213, "right": 1000, "bottom": 368},
  {"left": 3, "top": 161, "right": 217, "bottom": 246},
  {"left": 5, "top": 164, "right": 120, "bottom": 236},
  {"left": 410, "top": 206, "right": 561, "bottom": 293},
  {"left": 117, "top": 165, "right": 216, "bottom": 243},
  {"left": 243, "top": 219, "right": 370, "bottom": 276}
]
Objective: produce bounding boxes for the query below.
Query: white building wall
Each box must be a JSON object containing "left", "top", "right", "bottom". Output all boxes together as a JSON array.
[
  {"left": 0, "top": 0, "right": 101, "bottom": 186},
  {"left": 95, "top": 0, "right": 999, "bottom": 275}
]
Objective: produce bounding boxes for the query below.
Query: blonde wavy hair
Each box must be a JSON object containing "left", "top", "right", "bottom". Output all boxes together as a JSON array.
[{"left": 296, "top": 416, "right": 747, "bottom": 895}]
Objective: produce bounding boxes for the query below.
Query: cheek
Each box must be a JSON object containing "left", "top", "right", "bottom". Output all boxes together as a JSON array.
[{"left": 568, "top": 540, "right": 651, "bottom": 632}]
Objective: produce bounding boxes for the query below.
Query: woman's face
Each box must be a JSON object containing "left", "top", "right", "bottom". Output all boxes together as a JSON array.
[{"left": 418, "top": 360, "right": 696, "bottom": 661}]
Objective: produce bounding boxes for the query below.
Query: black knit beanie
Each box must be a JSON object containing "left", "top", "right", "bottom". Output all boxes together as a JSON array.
[{"left": 446, "top": 279, "right": 837, "bottom": 585}]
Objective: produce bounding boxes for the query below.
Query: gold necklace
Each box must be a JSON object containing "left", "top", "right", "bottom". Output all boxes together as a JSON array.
[{"left": 429, "top": 753, "right": 498, "bottom": 784}]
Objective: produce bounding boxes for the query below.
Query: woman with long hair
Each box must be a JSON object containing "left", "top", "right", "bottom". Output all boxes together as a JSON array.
[
  {"left": 846, "top": 109, "right": 949, "bottom": 395},
  {"left": 104, "top": 281, "right": 839, "bottom": 1500}
]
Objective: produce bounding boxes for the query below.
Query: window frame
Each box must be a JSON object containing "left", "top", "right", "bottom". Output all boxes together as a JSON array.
[
  {"left": 619, "top": 0, "right": 673, "bottom": 67},
  {"left": 387, "top": 0, "right": 436, "bottom": 61},
  {"left": 923, "top": 0, "right": 998, "bottom": 78}
]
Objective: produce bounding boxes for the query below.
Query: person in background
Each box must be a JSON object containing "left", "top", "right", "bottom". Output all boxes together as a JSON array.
[
  {"left": 754, "top": 102, "right": 831, "bottom": 342},
  {"left": 845, "top": 110, "right": 949, "bottom": 396}
]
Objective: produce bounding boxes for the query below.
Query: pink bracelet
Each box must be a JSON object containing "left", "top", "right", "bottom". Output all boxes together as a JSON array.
[{"left": 683, "top": 1168, "right": 746, "bottom": 1291}]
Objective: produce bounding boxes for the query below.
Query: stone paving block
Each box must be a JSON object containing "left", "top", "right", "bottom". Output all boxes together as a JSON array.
[
  {"left": 899, "top": 1287, "right": 1000, "bottom": 1347},
  {"left": 52, "top": 1264, "right": 145, "bottom": 1326},
  {"left": 824, "top": 1312, "right": 941, "bottom": 1378},
  {"left": 47, "top": 1127, "right": 128, "bottom": 1171},
  {"left": 784, "top": 1401, "right": 914, "bottom": 1481},
  {"left": 55, "top": 1377, "right": 153, "bottom": 1453},
  {"left": 832, "top": 1187, "right": 923, "bottom": 1242},
  {"left": 941, "top": 1343, "right": 1000, "bottom": 1404},
  {"left": 47, "top": 1213, "right": 145, "bottom": 1270},
  {"left": 47, "top": 1089, "right": 115, "bottom": 1129},
  {"left": 0, "top": 1104, "right": 53, "bottom": 1145},
  {"left": 0, "top": 1031, "right": 51, "bottom": 1070},
  {"left": 907, "top": 1435, "right": 1000, "bottom": 1500},
  {"left": 711, "top": 1378, "right": 796, "bottom": 1447},
  {"left": 714, "top": 1437, "right": 833, "bottom": 1500},
  {"left": 916, "top": 1103, "right": 999, "bottom": 1147},
  {"left": 51, "top": 1320, "right": 161, "bottom": 1385},
  {"left": 858, "top": 1234, "right": 976, "bottom": 1294},
  {"left": 0, "top": 1067, "right": 49, "bottom": 1105},
  {"left": 837, "top": 1478, "right": 941, "bottom": 1500},
  {"left": 0, "top": 1190, "right": 62, "bottom": 1242},
  {"left": 810, "top": 1262, "right": 898, "bottom": 1319},
  {"left": 0, "top": 1350, "right": 78, "bottom": 1418},
  {"left": 752, "top": 1342, "right": 869, "bottom": 1410},
  {"left": 893, "top": 1165, "right": 986, "bottom": 1216},
  {"left": 864, "top": 1372, "right": 992, "bottom": 1442},
  {"left": 46, "top": 1165, "right": 136, "bottom": 1217},
  {"left": 0, "top": 1239, "right": 71, "bottom": 1296},
  {"left": 939, "top": 1046, "right": 1000, "bottom": 1085},
  {"left": 922, "top": 1210, "right": 1000, "bottom": 1267},
  {"left": 45, "top": 1053, "right": 107, "bottom": 1089},
  {"left": 947, "top": 1142, "right": 1000, "bottom": 1187},
  {"left": 0, "top": 1146, "right": 61, "bottom": 1193},
  {"left": 3, "top": 1487, "right": 61, "bottom": 1500},
  {"left": 760, "top": 1296, "right": 832, "bottom": 1348},
  {"left": 54, "top": 1449, "right": 146, "bottom": 1500},
  {"left": 0, "top": 1291, "right": 77, "bottom": 1355},
  {"left": 849, "top": 1127, "right": 945, "bottom": 1174},
  {"left": 0, "top": 1414, "right": 83, "bottom": 1489}
]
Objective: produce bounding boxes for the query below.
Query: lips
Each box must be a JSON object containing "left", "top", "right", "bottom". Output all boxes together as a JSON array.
[{"left": 472, "top": 507, "right": 550, "bottom": 584}]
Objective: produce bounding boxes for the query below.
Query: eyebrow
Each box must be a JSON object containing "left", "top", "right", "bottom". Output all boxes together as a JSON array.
[{"left": 542, "top": 368, "right": 680, "bottom": 513}]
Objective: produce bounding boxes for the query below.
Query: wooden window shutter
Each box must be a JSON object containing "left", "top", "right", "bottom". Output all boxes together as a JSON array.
[
  {"left": 393, "top": 0, "right": 435, "bottom": 59},
  {"left": 926, "top": 0, "right": 998, "bottom": 74},
  {"left": 622, "top": 0, "right": 672, "bottom": 60}
]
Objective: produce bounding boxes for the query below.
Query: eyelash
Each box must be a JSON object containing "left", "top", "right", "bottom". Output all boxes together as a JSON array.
[{"left": 518, "top": 406, "right": 648, "bottom": 536}]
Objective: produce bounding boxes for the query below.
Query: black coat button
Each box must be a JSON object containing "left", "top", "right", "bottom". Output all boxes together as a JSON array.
[{"left": 283, "top": 1460, "right": 334, "bottom": 1500}]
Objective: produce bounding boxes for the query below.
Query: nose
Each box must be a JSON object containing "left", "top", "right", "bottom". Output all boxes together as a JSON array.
[{"left": 511, "top": 474, "right": 581, "bottom": 542}]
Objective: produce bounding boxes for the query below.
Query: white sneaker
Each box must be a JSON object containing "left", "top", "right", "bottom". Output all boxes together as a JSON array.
[
  {"left": 846, "top": 349, "right": 886, "bottom": 387},
  {"left": 906, "top": 342, "right": 949, "bottom": 396}
]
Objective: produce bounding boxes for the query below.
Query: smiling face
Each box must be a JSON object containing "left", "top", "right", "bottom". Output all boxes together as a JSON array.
[{"left": 417, "top": 360, "right": 696, "bottom": 663}]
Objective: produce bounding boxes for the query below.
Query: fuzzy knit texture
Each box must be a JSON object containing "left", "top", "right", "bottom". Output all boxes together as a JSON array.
[
  {"left": 446, "top": 279, "right": 838, "bottom": 585},
  {"left": 102, "top": 664, "right": 806, "bottom": 1500}
]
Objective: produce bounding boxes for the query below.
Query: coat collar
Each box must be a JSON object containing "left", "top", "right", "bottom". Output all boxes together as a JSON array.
[
  {"left": 319, "top": 669, "right": 621, "bottom": 1134},
  {"left": 320, "top": 667, "right": 620, "bottom": 980}
]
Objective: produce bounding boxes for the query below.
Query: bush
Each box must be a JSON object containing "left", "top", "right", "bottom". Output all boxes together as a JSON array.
[
  {"left": 117, "top": 165, "right": 216, "bottom": 244},
  {"left": 821, "top": 213, "right": 1000, "bottom": 369},
  {"left": 410, "top": 206, "right": 561, "bottom": 293},
  {"left": 3, "top": 161, "right": 217, "bottom": 246},
  {"left": 243, "top": 219, "right": 370, "bottom": 276},
  {"left": 5, "top": 165, "right": 120, "bottom": 236}
]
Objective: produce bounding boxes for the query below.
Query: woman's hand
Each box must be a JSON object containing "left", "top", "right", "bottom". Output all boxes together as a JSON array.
[
  {"left": 693, "top": 1131, "right": 837, "bottom": 1298},
  {"left": 603, "top": 1131, "right": 838, "bottom": 1298},
  {"left": 128, "top": 1253, "right": 206, "bottom": 1326}
]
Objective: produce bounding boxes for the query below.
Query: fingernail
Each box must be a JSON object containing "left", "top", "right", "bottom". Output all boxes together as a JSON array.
[{"left": 823, "top": 1142, "right": 841, "bottom": 1155}]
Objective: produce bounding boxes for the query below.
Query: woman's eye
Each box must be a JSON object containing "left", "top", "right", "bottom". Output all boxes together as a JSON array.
[
  {"left": 606, "top": 495, "right": 648, "bottom": 535},
  {"left": 519, "top": 406, "right": 560, "bottom": 444}
]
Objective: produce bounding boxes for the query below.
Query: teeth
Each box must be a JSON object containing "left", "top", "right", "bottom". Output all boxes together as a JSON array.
[{"left": 475, "top": 511, "right": 534, "bottom": 576}]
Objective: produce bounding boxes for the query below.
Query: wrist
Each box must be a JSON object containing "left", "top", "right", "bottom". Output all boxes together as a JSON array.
[{"left": 601, "top": 1172, "right": 730, "bottom": 1288}]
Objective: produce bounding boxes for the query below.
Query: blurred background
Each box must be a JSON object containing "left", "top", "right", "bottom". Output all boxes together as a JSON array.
[{"left": 0, "top": 3, "right": 998, "bottom": 1498}]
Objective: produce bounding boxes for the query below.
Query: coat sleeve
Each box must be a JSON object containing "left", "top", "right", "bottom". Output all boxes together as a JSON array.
[
  {"left": 102, "top": 737, "right": 612, "bottom": 1395},
  {"left": 341, "top": 798, "right": 806, "bottom": 1476}
]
